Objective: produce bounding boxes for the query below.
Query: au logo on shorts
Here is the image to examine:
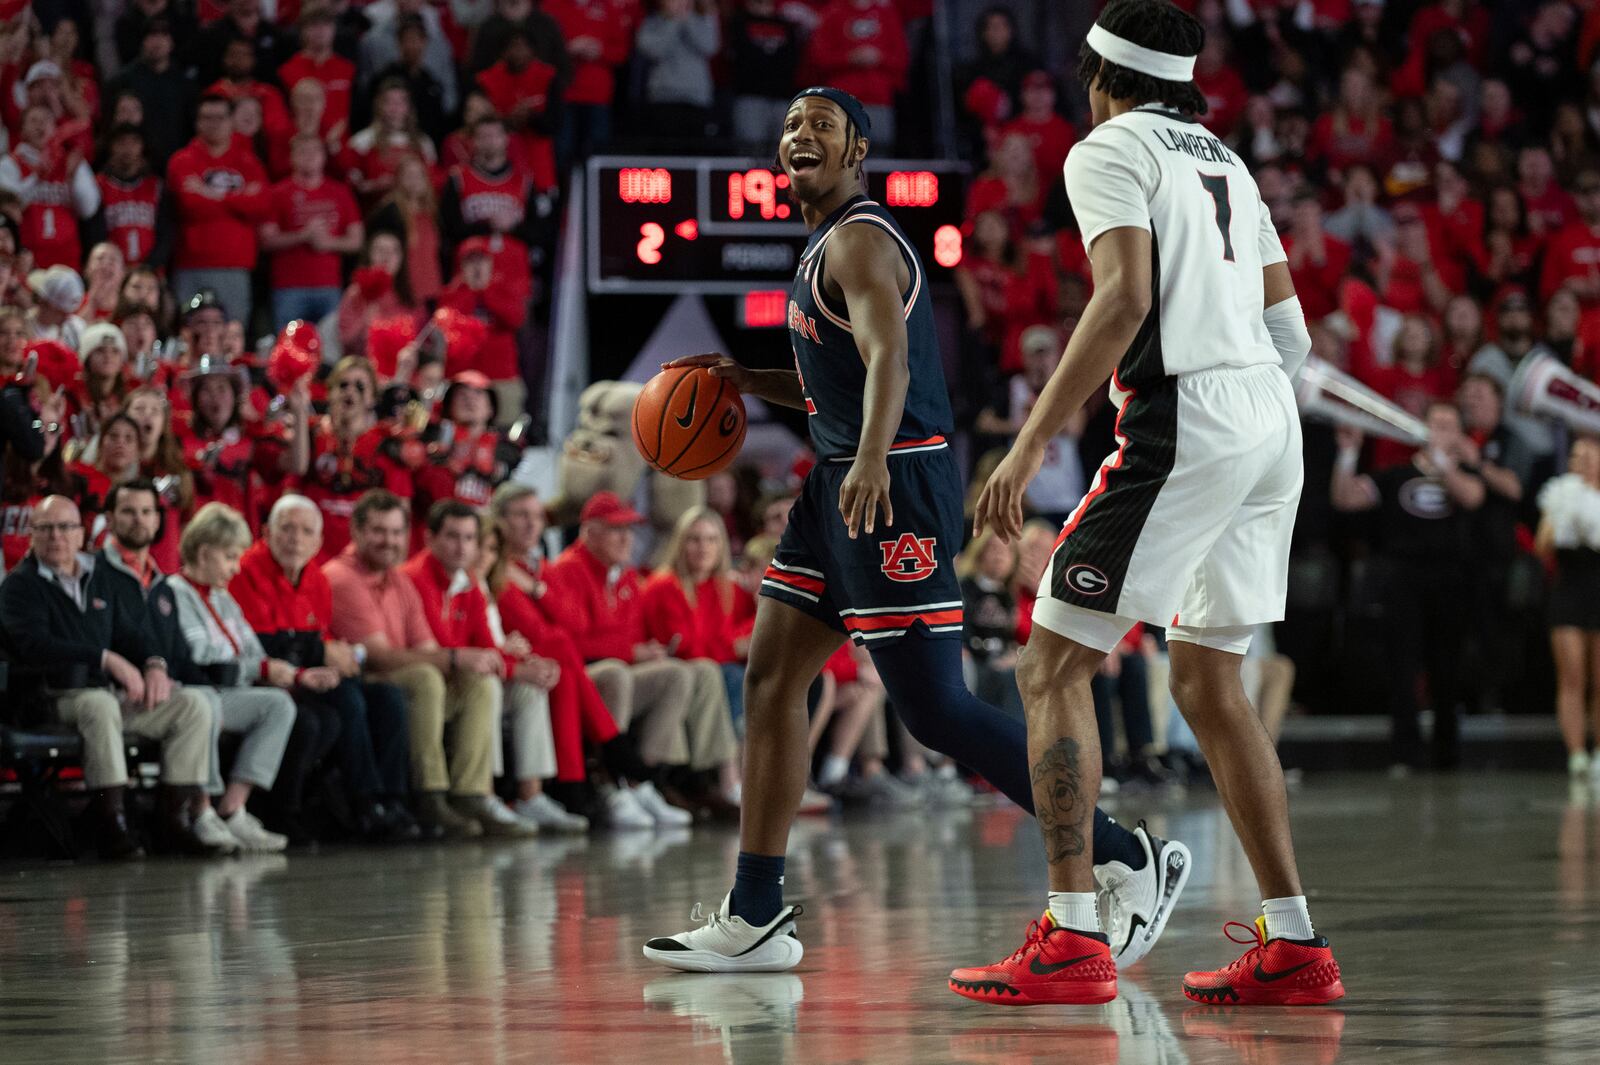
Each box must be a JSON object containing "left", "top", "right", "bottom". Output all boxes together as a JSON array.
[
  {"left": 1064, "top": 564, "right": 1110, "bottom": 597},
  {"left": 879, "top": 533, "right": 938, "bottom": 583}
]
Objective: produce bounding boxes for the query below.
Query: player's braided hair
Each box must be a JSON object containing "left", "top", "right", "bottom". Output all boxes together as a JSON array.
[{"left": 1077, "top": 0, "right": 1208, "bottom": 117}]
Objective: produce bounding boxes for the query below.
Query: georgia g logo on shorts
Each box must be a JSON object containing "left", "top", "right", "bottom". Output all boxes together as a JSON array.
[
  {"left": 880, "top": 533, "right": 938, "bottom": 582},
  {"left": 1064, "top": 564, "right": 1110, "bottom": 597}
]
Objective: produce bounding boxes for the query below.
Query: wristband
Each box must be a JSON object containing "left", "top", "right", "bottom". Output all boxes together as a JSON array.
[
  {"left": 294, "top": 667, "right": 307, "bottom": 686},
  {"left": 1336, "top": 448, "right": 1359, "bottom": 475},
  {"left": 259, "top": 660, "right": 272, "bottom": 681},
  {"left": 143, "top": 656, "right": 167, "bottom": 673}
]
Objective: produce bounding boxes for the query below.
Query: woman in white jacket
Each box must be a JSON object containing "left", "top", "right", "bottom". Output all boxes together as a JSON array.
[
  {"left": 1537, "top": 437, "right": 1600, "bottom": 784},
  {"left": 167, "top": 503, "right": 341, "bottom": 850}
]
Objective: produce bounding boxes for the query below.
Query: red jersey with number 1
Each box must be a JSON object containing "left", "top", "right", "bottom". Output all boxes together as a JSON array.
[{"left": 98, "top": 173, "right": 163, "bottom": 265}]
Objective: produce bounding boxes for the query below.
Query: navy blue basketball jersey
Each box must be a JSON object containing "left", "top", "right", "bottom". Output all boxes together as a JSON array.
[{"left": 786, "top": 195, "right": 952, "bottom": 461}]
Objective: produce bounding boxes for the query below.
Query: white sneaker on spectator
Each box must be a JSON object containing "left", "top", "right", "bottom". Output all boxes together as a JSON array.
[
  {"left": 193, "top": 807, "right": 241, "bottom": 854},
  {"left": 223, "top": 808, "right": 288, "bottom": 853},
  {"left": 634, "top": 782, "right": 694, "bottom": 826},
  {"left": 471, "top": 794, "right": 540, "bottom": 837},
  {"left": 515, "top": 793, "right": 590, "bottom": 832},
  {"left": 860, "top": 771, "right": 924, "bottom": 808},
  {"left": 607, "top": 787, "right": 657, "bottom": 829}
]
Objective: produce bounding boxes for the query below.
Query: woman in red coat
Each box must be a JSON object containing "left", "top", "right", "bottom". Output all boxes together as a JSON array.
[{"left": 642, "top": 506, "right": 756, "bottom": 730}]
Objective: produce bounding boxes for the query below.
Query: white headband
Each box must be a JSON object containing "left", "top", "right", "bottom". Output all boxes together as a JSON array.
[{"left": 1086, "top": 24, "right": 1196, "bottom": 83}]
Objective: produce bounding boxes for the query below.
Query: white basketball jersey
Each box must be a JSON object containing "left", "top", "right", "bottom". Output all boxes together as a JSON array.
[{"left": 1063, "top": 103, "right": 1287, "bottom": 387}]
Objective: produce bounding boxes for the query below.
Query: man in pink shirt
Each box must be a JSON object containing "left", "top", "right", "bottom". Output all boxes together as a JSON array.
[{"left": 325, "top": 488, "right": 528, "bottom": 838}]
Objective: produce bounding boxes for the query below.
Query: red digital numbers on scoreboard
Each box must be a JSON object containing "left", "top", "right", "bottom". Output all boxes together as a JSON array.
[
  {"left": 742, "top": 290, "right": 788, "bottom": 328},
  {"left": 727, "top": 169, "right": 792, "bottom": 220},
  {"left": 886, "top": 171, "right": 939, "bottom": 208},
  {"left": 619, "top": 168, "right": 673, "bottom": 204},
  {"left": 932, "top": 224, "right": 963, "bottom": 268},
  {"left": 636, "top": 222, "right": 665, "bottom": 264}
]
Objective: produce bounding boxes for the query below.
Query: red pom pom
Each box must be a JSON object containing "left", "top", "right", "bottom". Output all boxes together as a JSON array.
[{"left": 368, "top": 316, "right": 419, "bottom": 379}]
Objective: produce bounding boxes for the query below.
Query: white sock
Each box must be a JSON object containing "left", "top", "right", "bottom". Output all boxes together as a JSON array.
[
  {"left": 1262, "top": 896, "right": 1315, "bottom": 941},
  {"left": 818, "top": 755, "right": 850, "bottom": 788},
  {"left": 1047, "top": 892, "right": 1100, "bottom": 934}
]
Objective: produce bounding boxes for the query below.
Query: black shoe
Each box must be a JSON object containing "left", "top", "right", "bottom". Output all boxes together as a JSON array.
[
  {"left": 358, "top": 800, "right": 422, "bottom": 843},
  {"left": 1133, "top": 754, "right": 1181, "bottom": 788},
  {"left": 92, "top": 788, "right": 145, "bottom": 861},
  {"left": 156, "top": 786, "right": 226, "bottom": 857}
]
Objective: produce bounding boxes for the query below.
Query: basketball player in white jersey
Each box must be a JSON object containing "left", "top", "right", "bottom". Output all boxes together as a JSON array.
[{"left": 948, "top": 0, "right": 1345, "bottom": 1007}]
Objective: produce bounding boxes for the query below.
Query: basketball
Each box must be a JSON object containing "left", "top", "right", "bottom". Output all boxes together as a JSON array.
[{"left": 632, "top": 366, "right": 748, "bottom": 480}]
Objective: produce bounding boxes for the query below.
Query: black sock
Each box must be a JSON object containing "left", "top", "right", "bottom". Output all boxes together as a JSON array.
[
  {"left": 601, "top": 735, "right": 652, "bottom": 784},
  {"left": 729, "top": 851, "right": 786, "bottom": 926},
  {"left": 867, "top": 633, "right": 1146, "bottom": 870}
]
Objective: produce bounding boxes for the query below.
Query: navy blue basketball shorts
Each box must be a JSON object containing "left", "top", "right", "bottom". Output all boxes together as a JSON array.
[{"left": 760, "top": 436, "right": 967, "bottom": 645}]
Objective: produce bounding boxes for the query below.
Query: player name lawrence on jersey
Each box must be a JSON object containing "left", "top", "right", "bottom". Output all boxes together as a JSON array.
[
  {"left": 1149, "top": 126, "right": 1236, "bottom": 166},
  {"left": 1062, "top": 104, "right": 1287, "bottom": 386}
]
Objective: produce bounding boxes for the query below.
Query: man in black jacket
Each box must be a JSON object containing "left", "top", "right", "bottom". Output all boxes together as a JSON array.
[{"left": 0, "top": 495, "right": 218, "bottom": 858}]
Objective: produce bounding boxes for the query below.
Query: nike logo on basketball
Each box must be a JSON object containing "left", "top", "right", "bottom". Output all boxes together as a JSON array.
[
  {"left": 676, "top": 382, "right": 698, "bottom": 429},
  {"left": 1029, "top": 953, "right": 1099, "bottom": 975},
  {"left": 1253, "top": 959, "right": 1314, "bottom": 982}
]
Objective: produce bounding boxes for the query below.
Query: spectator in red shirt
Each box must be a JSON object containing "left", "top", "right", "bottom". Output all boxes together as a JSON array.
[
  {"left": 340, "top": 77, "right": 437, "bottom": 209},
  {"left": 965, "top": 132, "right": 1045, "bottom": 239},
  {"left": 278, "top": 6, "right": 353, "bottom": 144},
  {"left": 436, "top": 237, "right": 528, "bottom": 418},
  {"left": 410, "top": 372, "right": 518, "bottom": 545},
  {"left": 1193, "top": 34, "right": 1247, "bottom": 136},
  {"left": 642, "top": 506, "right": 757, "bottom": 730},
  {"left": 266, "top": 78, "right": 342, "bottom": 180},
  {"left": 998, "top": 72, "right": 1075, "bottom": 195},
  {"left": 178, "top": 363, "right": 308, "bottom": 524},
  {"left": 1382, "top": 201, "right": 1458, "bottom": 315},
  {"left": 400, "top": 500, "right": 543, "bottom": 835},
  {"left": 1519, "top": 145, "right": 1577, "bottom": 238},
  {"left": 0, "top": 103, "right": 101, "bottom": 270},
  {"left": 802, "top": 0, "right": 909, "bottom": 149},
  {"left": 1283, "top": 191, "right": 1352, "bottom": 322},
  {"left": 260, "top": 134, "right": 364, "bottom": 330},
  {"left": 1541, "top": 169, "right": 1600, "bottom": 306},
  {"left": 476, "top": 28, "right": 560, "bottom": 191},
  {"left": 167, "top": 93, "right": 271, "bottom": 326},
  {"left": 544, "top": 491, "right": 740, "bottom": 815},
  {"left": 230, "top": 494, "right": 422, "bottom": 843},
  {"left": 123, "top": 386, "right": 195, "bottom": 574},
  {"left": 488, "top": 482, "right": 674, "bottom": 829},
  {"left": 293, "top": 356, "right": 416, "bottom": 561},
  {"left": 547, "top": 0, "right": 631, "bottom": 168},
  {"left": 95, "top": 124, "right": 169, "bottom": 269},
  {"left": 1308, "top": 66, "right": 1394, "bottom": 173},
  {"left": 336, "top": 230, "right": 425, "bottom": 360}
]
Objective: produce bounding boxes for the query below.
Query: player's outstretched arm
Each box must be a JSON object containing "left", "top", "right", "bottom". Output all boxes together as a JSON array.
[
  {"left": 661, "top": 353, "right": 809, "bottom": 411},
  {"left": 827, "top": 223, "right": 913, "bottom": 539},
  {"left": 974, "top": 226, "right": 1152, "bottom": 541}
]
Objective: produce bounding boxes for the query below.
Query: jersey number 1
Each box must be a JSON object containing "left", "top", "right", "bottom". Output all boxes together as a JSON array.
[{"left": 1198, "top": 174, "right": 1235, "bottom": 262}]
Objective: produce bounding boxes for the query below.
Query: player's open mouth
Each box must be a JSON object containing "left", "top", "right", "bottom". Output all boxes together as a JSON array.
[{"left": 789, "top": 148, "right": 823, "bottom": 174}]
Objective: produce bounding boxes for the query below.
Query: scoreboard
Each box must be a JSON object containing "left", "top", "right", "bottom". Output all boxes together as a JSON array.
[{"left": 585, "top": 156, "right": 969, "bottom": 295}]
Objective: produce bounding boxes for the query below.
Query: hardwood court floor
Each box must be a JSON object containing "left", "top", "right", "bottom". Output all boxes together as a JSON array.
[{"left": 2, "top": 773, "right": 1599, "bottom": 1065}]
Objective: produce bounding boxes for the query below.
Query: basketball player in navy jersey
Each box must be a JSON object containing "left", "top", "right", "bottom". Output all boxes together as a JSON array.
[
  {"left": 642, "top": 86, "right": 1191, "bottom": 973},
  {"left": 953, "top": 0, "right": 1344, "bottom": 1007}
]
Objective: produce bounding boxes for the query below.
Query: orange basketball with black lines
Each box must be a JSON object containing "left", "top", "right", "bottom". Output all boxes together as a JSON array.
[{"left": 632, "top": 366, "right": 748, "bottom": 480}]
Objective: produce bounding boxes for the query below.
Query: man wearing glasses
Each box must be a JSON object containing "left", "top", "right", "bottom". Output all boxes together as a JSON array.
[
  {"left": 294, "top": 355, "right": 416, "bottom": 562},
  {"left": 0, "top": 496, "right": 220, "bottom": 858}
]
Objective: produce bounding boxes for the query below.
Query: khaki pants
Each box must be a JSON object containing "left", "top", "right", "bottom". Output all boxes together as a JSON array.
[
  {"left": 53, "top": 687, "right": 214, "bottom": 789},
  {"left": 379, "top": 663, "right": 500, "bottom": 796},
  {"left": 586, "top": 658, "right": 737, "bottom": 770},
  {"left": 683, "top": 659, "right": 739, "bottom": 771},
  {"left": 587, "top": 658, "right": 689, "bottom": 766},
  {"left": 491, "top": 379, "right": 528, "bottom": 428}
]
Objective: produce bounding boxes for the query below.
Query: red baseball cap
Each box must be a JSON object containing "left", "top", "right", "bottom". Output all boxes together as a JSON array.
[
  {"left": 451, "top": 369, "right": 493, "bottom": 390},
  {"left": 580, "top": 491, "right": 645, "bottom": 526},
  {"left": 458, "top": 235, "right": 493, "bottom": 262}
]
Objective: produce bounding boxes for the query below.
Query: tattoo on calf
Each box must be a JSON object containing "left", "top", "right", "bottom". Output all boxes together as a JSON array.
[{"left": 1032, "top": 737, "right": 1087, "bottom": 864}]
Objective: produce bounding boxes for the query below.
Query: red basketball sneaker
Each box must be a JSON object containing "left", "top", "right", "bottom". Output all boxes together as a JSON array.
[
  {"left": 1182, "top": 918, "right": 1345, "bottom": 1006},
  {"left": 949, "top": 912, "right": 1117, "bottom": 1005}
]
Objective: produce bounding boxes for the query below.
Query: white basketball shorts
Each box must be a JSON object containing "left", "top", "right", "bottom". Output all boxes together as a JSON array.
[{"left": 1032, "top": 363, "right": 1303, "bottom": 655}]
